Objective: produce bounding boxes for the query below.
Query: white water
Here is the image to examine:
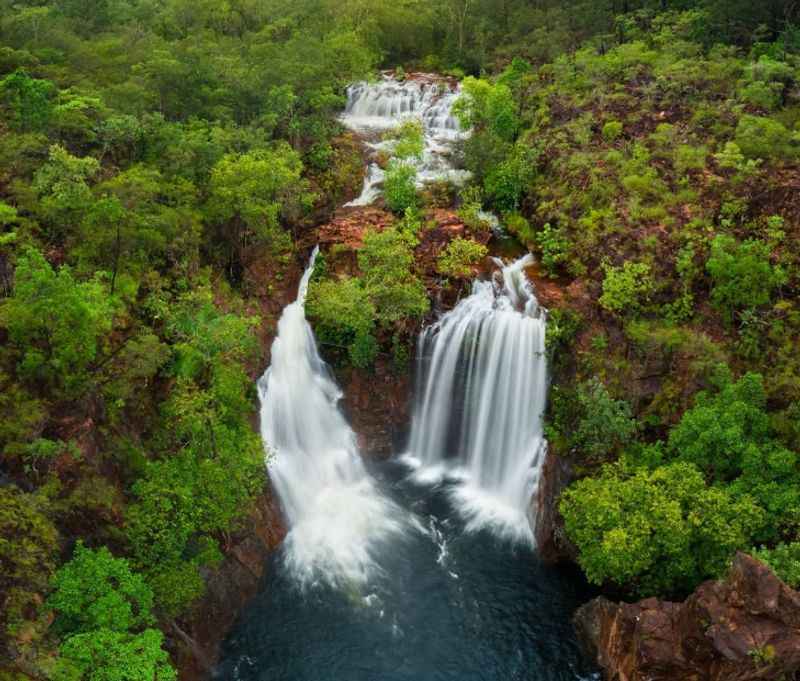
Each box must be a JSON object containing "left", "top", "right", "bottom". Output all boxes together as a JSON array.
[
  {"left": 341, "top": 74, "right": 470, "bottom": 206},
  {"left": 258, "top": 248, "right": 407, "bottom": 585},
  {"left": 404, "top": 255, "right": 548, "bottom": 543}
]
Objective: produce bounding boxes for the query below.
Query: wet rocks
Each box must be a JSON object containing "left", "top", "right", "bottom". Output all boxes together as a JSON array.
[{"left": 574, "top": 553, "right": 800, "bottom": 681}]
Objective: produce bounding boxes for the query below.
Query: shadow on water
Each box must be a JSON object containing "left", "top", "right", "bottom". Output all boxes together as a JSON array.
[{"left": 216, "top": 459, "right": 599, "bottom": 681}]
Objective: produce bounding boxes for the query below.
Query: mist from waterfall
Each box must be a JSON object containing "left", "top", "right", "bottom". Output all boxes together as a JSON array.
[
  {"left": 257, "top": 248, "right": 407, "bottom": 586},
  {"left": 405, "top": 255, "right": 548, "bottom": 543},
  {"left": 341, "top": 74, "right": 470, "bottom": 205}
]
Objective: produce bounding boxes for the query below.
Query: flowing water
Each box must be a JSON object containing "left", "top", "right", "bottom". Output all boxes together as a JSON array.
[
  {"left": 257, "top": 249, "right": 409, "bottom": 586},
  {"left": 218, "top": 76, "right": 596, "bottom": 681},
  {"left": 404, "top": 255, "right": 548, "bottom": 543},
  {"left": 341, "top": 73, "right": 471, "bottom": 206}
]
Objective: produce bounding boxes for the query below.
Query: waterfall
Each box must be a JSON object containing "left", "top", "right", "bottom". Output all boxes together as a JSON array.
[
  {"left": 341, "top": 74, "right": 471, "bottom": 206},
  {"left": 258, "top": 248, "right": 407, "bottom": 585},
  {"left": 405, "top": 255, "right": 548, "bottom": 543}
]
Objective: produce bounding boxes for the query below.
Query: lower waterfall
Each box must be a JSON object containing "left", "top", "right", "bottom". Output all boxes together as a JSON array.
[
  {"left": 405, "top": 255, "right": 548, "bottom": 543},
  {"left": 257, "top": 248, "right": 407, "bottom": 585}
]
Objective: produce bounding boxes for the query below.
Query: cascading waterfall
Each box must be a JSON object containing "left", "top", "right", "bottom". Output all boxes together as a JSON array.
[
  {"left": 341, "top": 74, "right": 470, "bottom": 205},
  {"left": 258, "top": 248, "right": 406, "bottom": 585},
  {"left": 405, "top": 255, "right": 548, "bottom": 543}
]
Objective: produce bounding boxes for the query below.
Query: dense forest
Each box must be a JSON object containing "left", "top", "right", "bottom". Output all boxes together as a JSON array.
[{"left": 1, "top": 0, "right": 800, "bottom": 678}]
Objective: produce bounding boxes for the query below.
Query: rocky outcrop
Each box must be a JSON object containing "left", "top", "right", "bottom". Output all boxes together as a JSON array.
[
  {"left": 338, "top": 357, "right": 411, "bottom": 458},
  {"left": 574, "top": 553, "right": 800, "bottom": 681},
  {"left": 533, "top": 450, "right": 577, "bottom": 563},
  {"left": 174, "top": 487, "right": 286, "bottom": 680}
]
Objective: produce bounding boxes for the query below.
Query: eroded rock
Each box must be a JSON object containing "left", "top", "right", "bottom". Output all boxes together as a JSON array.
[{"left": 574, "top": 553, "right": 800, "bottom": 681}]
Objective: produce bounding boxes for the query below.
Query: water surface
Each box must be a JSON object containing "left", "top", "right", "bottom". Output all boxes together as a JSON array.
[{"left": 216, "top": 459, "right": 598, "bottom": 681}]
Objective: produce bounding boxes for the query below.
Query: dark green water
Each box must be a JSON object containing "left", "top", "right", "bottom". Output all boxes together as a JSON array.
[{"left": 216, "top": 459, "right": 598, "bottom": 681}]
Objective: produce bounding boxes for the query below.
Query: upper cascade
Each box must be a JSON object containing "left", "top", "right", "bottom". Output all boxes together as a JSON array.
[
  {"left": 405, "top": 255, "right": 549, "bottom": 543},
  {"left": 340, "top": 73, "right": 470, "bottom": 206}
]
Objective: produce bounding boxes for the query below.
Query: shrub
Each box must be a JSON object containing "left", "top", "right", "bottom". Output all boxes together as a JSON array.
[
  {"left": 674, "top": 144, "right": 707, "bottom": 174},
  {"left": 437, "top": 238, "right": 488, "bottom": 278},
  {"left": 389, "top": 120, "right": 424, "bottom": 160},
  {"left": 49, "top": 544, "right": 154, "bottom": 635},
  {"left": 561, "top": 461, "right": 763, "bottom": 596},
  {"left": 706, "top": 235, "right": 785, "bottom": 321},
  {"left": 535, "top": 223, "right": 571, "bottom": 277},
  {"left": 358, "top": 227, "right": 429, "bottom": 325},
  {"left": 754, "top": 543, "right": 800, "bottom": 588},
  {"left": 383, "top": 160, "right": 418, "bottom": 214},
  {"left": 306, "top": 278, "right": 377, "bottom": 368},
  {"left": 735, "top": 115, "right": 798, "bottom": 160},
  {"left": 599, "top": 261, "right": 654, "bottom": 315},
  {"left": 602, "top": 120, "right": 623, "bottom": 142},
  {"left": 548, "top": 378, "right": 637, "bottom": 461}
]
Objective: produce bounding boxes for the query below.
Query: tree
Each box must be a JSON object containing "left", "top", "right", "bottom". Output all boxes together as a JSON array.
[
  {"left": 383, "top": 161, "right": 419, "bottom": 214},
  {"left": 49, "top": 544, "right": 155, "bottom": 635},
  {"left": 561, "top": 461, "right": 763, "bottom": 596},
  {"left": 437, "top": 237, "right": 488, "bottom": 278},
  {"left": 0, "top": 69, "right": 54, "bottom": 131},
  {"left": 706, "top": 235, "right": 785, "bottom": 322},
  {"left": 0, "top": 248, "right": 113, "bottom": 396},
  {"left": 358, "top": 227, "right": 429, "bottom": 325},
  {"left": 54, "top": 628, "right": 176, "bottom": 681},
  {"left": 599, "top": 261, "right": 655, "bottom": 316}
]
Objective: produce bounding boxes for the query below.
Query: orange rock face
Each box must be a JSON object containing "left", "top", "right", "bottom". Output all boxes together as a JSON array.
[{"left": 574, "top": 553, "right": 800, "bottom": 681}]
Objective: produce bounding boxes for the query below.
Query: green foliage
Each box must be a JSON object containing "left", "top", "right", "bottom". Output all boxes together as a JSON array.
[
  {"left": 602, "top": 120, "right": 623, "bottom": 142},
  {"left": 549, "top": 378, "right": 637, "bottom": 461},
  {"left": 389, "top": 120, "right": 424, "bottom": 160},
  {"left": 383, "top": 161, "right": 419, "bottom": 214},
  {"left": 54, "top": 628, "right": 176, "bottom": 681},
  {"left": 706, "top": 235, "right": 785, "bottom": 321},
  {"left": 735, "top": 115, "right": 799, "bottom": 160},
  {"left": 535, "top": 223, "right": 571, "bottom": 278},
  {"left": 561, "top": 461, "right": 763, "bottom": 596},
  {"left": 0, "top": 70, "right": 55, "bottom": 131},
  {"left": 754, "top": 543, "right": 800, "bottom": 588},
  {"left": 49, "top": 544, "right": 154, "bottom": 636},
  {"left": 357, "top": 227, "right": 429, "bottom": 325},
  {"left": 667, "top": 371, "right": 800, "bottom": 539},
  {"left": 307, "top": 278, "right": 378, "bottom": 368},
  {"left": 599, "top": 261, "right": 654, "bottom": 316},
  {"left": 208, "top": 144, "right": 310, "bottom": 255},
  {"left": 454, "top": 77, "right": 518, "bottom": 142},
  {"left": 437, "top": 237, "right": 487, "bottom": 278},
  {"left": 0, "top": 487, "right": 58, "bottom": 638},
  {"left": 0, "top": 248, "right": 113, "bottom": 396}
]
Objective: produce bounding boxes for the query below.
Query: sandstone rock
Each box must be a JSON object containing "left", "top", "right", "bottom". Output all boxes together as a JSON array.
[
  {"left": 533, "top": 450, "right": 577, "bottom": 563},
  {"left": 574, "top": 553, "right": 800, "bottom": 681}
]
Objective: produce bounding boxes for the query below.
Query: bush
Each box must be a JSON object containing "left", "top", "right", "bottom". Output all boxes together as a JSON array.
[
  {"left": 548, "top": 378, "right": 637, "bottom": 461},
  {"left": 561, "top": 461, "right": 763, "bottom": 596},
  {"left": 735, "top": 115, "right": 798, "bottom": 160},
  {"left": 357, "top": 228, "right": 429, "bottom": 325},
  {"left": 535, "top": 223, "right": 571, "bottom": 277},
  {"left": 599, "top": 261, "right": 654, "bottom": 315},
  {"left": 306, "top": 278, "right": 377, "bottom": 368},
  {"left": 706, "top": 235, "right": 785, "bottom": 321},
  {"left": 49, "top": 544, "right": 154, "bottom": 635},
  {"left": 754, "top": 543, "right": 800, "bottom": 588},
  {"left": 602, "top": 120, "right": 623, "bottom": 142},
  {"left": 383, "top": 161, "right": 419, "bottom": 214},
  {"left": 437, "top": 238, "right": 488, "bottom": 278}
]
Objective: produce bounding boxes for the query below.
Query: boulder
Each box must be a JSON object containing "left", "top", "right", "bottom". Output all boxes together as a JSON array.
[{"left": 574, "top": 553, "right": 800, "bottom": 681}]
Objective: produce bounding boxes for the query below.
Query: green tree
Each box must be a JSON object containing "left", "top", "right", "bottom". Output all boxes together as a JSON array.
[
  {"left": 599, "top": 261, "right": 655, "bottom": 316},
  {"left": 383, "top": 161, "right": 418, "bottom": 214},
  {"left": 49, "top": 543, "right": 154, "bottom": 635},
  {"left": 358, "top": 227, "right": 429, "bottom": 325},
  {"left": 561, "top": 461, "right": 763, "bottom": 596},
  {"left": 54, "top": 628, "right": 176, "bottom": 681},
  {"left": 0, "top": 69, "right": 55, "bottom": 131},
  {"left": 706, "top": 235, "right": 785, "bottom": 322},
  {"left": 0, "top": 248, "right": 113, "bottom": 396}
]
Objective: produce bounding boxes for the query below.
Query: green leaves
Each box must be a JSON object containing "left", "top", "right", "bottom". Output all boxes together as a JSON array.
[
  {"left": 599, "top": 261, "right": 655, "bottom": 316},
  {"left": 561, "top": 461, "right": 762, "bottom": 596},
  {"left": 706, "top": 235, "right": 785, "bottom": 322},
  {"left": 49, "top": 543, "right": 155, "bottom": 635},
  {"left": 436, "top": 237, "right": 487, "bottom": 278},
  {"left": 1, "top": 248, "right": 113, "bottom": 397}
]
